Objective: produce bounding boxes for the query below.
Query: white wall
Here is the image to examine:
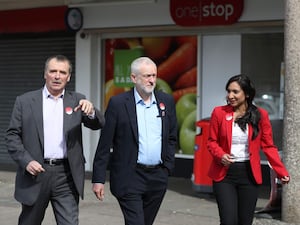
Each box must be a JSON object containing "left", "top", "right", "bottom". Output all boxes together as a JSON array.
[
  {"left": 74, "top": 0, "right": 284, "bottom": 29},
  {"left": 201, "top": 35, "right": 241, "bottom": 118},
  {"left": 240, "top": 0, "right": 284, "bottom": 21},
  {"left": 79, "top": 0, "right": 172, "bottom": 29},
  {"left": 76, "top": 32, "right": 102, "bottom": 170}
]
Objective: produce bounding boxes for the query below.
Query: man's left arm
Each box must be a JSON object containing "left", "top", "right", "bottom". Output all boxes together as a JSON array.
[{"left": 75, "top": 98, "right": 105, "bottom": 130}]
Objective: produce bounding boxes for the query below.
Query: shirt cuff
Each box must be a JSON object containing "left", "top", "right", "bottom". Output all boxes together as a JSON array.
[{"left": 87, "top": 110, "right": 95, "bottom": 119}]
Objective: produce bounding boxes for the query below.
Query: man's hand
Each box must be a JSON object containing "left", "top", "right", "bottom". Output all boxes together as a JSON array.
[
  {"left": 26, "top": 160, "right": 45, "bottom": 176},
  {"left": 92, "top": 183, "right": 105, "bottom": 201},
  {"left": 74, "top": 99, "right": 95, "bottom": 116}
]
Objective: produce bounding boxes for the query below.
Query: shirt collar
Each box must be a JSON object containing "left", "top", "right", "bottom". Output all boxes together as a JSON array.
[
  {"left": 43, "top": 85, "right": 64, "bottom": 99},
  {"left": 134, "top": 87, "right": 156, "bottom": 105}
]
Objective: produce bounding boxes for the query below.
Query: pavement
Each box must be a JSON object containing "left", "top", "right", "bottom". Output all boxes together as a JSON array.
[{"left": 0, "top": 170, "right": 297, "bottom": 225}]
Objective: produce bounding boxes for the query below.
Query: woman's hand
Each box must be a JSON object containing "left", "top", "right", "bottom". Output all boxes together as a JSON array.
[
  {"left": 221, "top": 154, "right": 235, "bottom": 166},
  {"left": 281, "top": 176, "right": 290, "bottom": 184}
]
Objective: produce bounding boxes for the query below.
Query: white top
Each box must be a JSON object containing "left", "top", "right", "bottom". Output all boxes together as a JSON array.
[{"left": 231, "top": 122, "right": 249, "bottom": 162}]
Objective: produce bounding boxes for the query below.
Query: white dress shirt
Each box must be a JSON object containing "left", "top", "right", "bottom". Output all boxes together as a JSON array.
[{"left": 43, "top": 86, "right": 67, "bottom": 159}]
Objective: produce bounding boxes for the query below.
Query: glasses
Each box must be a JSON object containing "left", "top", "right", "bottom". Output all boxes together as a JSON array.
[{"left": 139, "top": 73, "right": 157, "bottom": 80}]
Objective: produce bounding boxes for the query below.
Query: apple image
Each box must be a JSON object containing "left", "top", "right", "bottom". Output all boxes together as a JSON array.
[
  {"left": 179, "top": 109, "right": 196, "bottom": 155},
  {"left": 125, "top": 38, "right": 142, "bottom": 49},
  {"left": 155, "top": 78, "right": 172, "bottom": 94},
  {"left": 105, "top": 38, "right": 135, "bottom": 81},
  {"left": 176, "top": 93, "right": 197, "bottom": 129},
  {"left": 105, "top": 79, "right": 128, "bottom": 108},
  {"left": 141, "top": 37, "right": 172, "bottom": 61},
  {"left": 112, "top": 39, "right": 131, "bottom": 49}
]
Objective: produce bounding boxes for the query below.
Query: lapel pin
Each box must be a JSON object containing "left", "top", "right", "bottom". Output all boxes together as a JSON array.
[
  {"left": 159, "top": 102, "right": 166, "bottom": 117},
  {"left": 159, "top": 102, "right": 165, "bottom": 111},
  {"left": 65, "top": 107, "right": 73, "bottom": 115},
  {"left": 226, "top": 113, "right": 232, "bottom": 121}
]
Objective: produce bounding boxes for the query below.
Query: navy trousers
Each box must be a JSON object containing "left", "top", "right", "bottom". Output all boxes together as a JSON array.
[{"left": 117, "top": 166, "right": 169, "bottom": 225}]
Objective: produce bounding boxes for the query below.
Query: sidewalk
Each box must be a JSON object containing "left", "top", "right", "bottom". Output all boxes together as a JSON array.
[{"left": 0, "top": 170, "right": 294, "bottom": 225}]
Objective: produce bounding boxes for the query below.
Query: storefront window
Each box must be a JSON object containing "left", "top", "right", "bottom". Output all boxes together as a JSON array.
[
  {"left": 241, "top": 33, "right": 284, "bottom": 151},
  {"left": 241, "top": 33, "right": 284, "bottom": 120},
  {"left": 104, "top": 36, "right": 198, "bottom": 155}
]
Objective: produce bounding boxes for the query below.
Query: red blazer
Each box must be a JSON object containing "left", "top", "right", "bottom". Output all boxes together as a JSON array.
[{"left": 207, "top": 105, "right": 289, "bottom": 184}]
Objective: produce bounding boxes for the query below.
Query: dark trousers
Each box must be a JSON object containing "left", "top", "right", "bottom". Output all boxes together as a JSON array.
[
  {"left": 18, "top": 163, "right": 79, "bottom": 225},
  {"left": 213, "top": 161, "right": 258, "bottom": 225},
  {"left": 117, "top": 166, "right": 169, "bottom": 225}
]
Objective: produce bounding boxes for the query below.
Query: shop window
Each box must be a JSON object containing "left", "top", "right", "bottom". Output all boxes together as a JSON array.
[
  {"left": 241, "top": 33, "right": 284, "bottom": 120},
  {"left": 103, "top": 36, "right": 198, "bottom": 155},
  {"left": 241, "top": 33, "right": 284, "bottom": 151}
]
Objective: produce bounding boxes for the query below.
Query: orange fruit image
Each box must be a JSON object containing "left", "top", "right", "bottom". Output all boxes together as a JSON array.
[{"left": 105, "top": 79, "right": 127, "bottom": 108}]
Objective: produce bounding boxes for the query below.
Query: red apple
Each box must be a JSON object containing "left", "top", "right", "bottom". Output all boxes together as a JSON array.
[{"left": 141, "top": 37, "right": 172, "bottom": 61}]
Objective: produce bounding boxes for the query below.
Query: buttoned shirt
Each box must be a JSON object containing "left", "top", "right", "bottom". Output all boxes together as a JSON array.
[
  {"left": 43, "top": 86, "right": 67, "bottom": 159},
  {"left": 134, "top": 88, "right": 162, "bottom": 165}
]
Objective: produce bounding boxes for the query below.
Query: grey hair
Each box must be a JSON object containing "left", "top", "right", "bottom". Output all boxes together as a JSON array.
[{"left": 131, "top": 57, "right": 156, "bottom": 75}]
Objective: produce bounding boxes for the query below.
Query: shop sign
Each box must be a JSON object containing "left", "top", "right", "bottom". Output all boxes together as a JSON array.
[{"left": 170, "top": 0, "right": 243, "bottom": 26}]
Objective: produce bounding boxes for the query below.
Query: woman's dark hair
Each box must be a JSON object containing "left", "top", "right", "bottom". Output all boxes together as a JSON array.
[{"left": 226, "top": 74, "right": 261, "bottom": 140}]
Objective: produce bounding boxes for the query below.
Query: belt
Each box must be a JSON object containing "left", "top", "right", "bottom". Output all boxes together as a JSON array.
[
  {"left": 136, "top": 163, "right": 162, "bottom": 170},
  {"left": 44, "top": 158, "right": 68, "bottom": 166}
]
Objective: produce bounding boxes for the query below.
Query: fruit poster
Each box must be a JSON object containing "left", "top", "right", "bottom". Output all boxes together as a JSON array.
[{"left": 104, "top": 36, "right": 197, "bottom": 155}]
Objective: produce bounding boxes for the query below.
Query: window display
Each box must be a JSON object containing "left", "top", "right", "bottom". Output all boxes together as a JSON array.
[{"left": 104, "top": 36, "right": 198, "bottom": 155}]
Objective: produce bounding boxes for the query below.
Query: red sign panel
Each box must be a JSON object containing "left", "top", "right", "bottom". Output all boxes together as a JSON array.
[
  {"left": 0, "top": 6, "right": 68, "bottom": 33},
  {"left": 170, "top": 0, "right": 243, "bottom": 26}
]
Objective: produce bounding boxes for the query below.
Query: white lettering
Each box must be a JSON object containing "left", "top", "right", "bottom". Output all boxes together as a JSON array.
[
  {"left": 175, "top": 2, "right": 235, "bottom": 22},
  {"left": 202, "top": 5, "right": 209, "bottom": 18},
  {"left": 175, "top": 6, "right": 200, "bottom": 18},
  {"left": 225, "top": 5, "right": 234, "bottom": 20}
]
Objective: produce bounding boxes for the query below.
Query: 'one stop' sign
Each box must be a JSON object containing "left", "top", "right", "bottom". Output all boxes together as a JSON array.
[{"left": 170, "top": 0, "right": 244, "bottom": 26}]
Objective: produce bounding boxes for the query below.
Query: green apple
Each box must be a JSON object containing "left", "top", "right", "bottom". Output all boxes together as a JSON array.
[
  {"left": 176, "top": 93, "right": 197, "bottom": 129},
  {"left": 180, "top": 110, "right": 196, "bottom": 155},
  {"left": 155, "top": 78, "right": 172, "bottom": 94}
]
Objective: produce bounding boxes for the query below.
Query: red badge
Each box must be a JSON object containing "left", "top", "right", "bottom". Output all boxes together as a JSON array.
[
  {"left": 159, "top": 103, "right": 166, "bottom": 111},
  {"left": 65, "top": 107, "right": 73, "bottom": 115},
  {"left": 226, "top": 113, "right": 233, "bottom": 121}
]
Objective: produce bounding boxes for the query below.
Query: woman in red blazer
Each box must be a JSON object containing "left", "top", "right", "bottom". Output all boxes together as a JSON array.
[{"left": 207, "top": 74, "right": 289, "bottom": 225}]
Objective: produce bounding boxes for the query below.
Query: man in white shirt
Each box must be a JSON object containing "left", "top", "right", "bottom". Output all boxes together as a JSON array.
[{"left": 5, "top": 55, "right": 105, "bottom": 225}]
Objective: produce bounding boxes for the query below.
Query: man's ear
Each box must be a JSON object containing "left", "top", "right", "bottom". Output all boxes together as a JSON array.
[{"left": 130, "top": 73, "right": 137, "bottom": 84}]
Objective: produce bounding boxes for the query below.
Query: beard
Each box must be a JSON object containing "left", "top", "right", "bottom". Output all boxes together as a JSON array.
[{"left": 136, "top": 82, "right": 156, "bottom": 97}]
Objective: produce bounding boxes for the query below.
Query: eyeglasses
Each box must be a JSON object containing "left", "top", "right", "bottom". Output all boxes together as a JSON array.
[{"left": 140, "top": 73, "right": 157, "bottom": 79}]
